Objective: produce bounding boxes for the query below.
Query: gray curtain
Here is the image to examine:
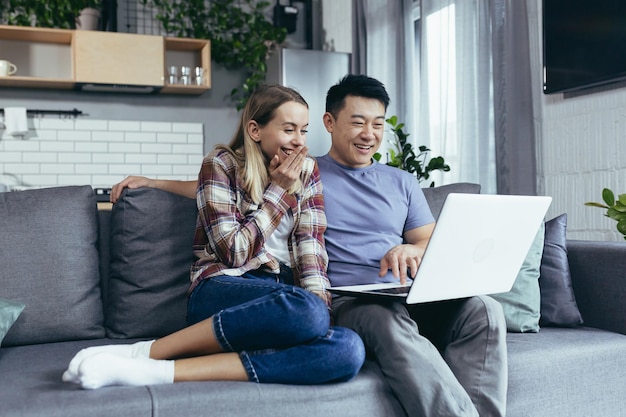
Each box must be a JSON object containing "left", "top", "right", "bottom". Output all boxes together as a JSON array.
[{"left": 491, "top": 0, "right": 537, "bottom": 195}]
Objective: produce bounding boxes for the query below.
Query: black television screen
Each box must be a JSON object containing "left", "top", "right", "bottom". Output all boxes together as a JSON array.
[{"left": 543, "top": 0, "right": 626, "bottom": 94}]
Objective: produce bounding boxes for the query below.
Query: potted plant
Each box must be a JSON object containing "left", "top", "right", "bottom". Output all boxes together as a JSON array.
[
  {"left": 76, "top": 0, "right": 101, "bottom": 30},
  {"left": 373, "top": 115, "right": 451, "bottom": 187},
  {"left": 140, "top": 0, "right": 286, "bottom": 110},
  {"left": 585, "top": 188, "right": 626, "bottom": 240},
  {"left": 1, "top": 0, "right": 101, "bottom": 29}
]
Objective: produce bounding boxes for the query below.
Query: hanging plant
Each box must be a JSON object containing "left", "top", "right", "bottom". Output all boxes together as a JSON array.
[
  {"left": 140, "top": 0, "right": 286, "bottom": 110},
  {"left": 1, "top": 0, "right": 101, "bottom": 29},
  {"left": 373, "top": 115, "right": 451, "bottom": 187}
]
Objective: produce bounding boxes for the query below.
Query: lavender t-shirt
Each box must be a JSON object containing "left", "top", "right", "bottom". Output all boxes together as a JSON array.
[{"left": 317, "top": 155, "right": 435, "bottom": 287}]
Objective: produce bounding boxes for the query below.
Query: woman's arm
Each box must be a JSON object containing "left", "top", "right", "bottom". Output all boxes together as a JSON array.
[{"left": 110, "top": 176, "right": 196, "bottom": 203}]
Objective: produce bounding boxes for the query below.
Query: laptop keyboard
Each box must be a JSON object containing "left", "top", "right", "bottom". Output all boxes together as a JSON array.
[{"left": 370, "top": 286, "right": 411, "bottom": 295}]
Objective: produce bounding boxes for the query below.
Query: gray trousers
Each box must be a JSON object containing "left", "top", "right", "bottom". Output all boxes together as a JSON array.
[{"left": 333, "top": 295, "right": 507, "bottom": 417}]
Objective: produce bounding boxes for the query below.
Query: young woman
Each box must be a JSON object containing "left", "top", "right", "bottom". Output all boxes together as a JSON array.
[{"left": 62, "top": 84, "right": 365, "bottom": 389}]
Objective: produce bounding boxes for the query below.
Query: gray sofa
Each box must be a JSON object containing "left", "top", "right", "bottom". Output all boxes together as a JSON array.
[{"left": 1, "top": 184, "right": 625, "bottom": 417}]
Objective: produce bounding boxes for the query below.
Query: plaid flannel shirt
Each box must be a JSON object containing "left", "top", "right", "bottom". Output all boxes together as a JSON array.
[{"left": 190, "top": 148, "right": 331, "bottom": 306}]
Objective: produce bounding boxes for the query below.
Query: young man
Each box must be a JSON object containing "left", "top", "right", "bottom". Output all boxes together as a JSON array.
[{"left": 317, "top": 74, "right": 507, "bottom": 417}]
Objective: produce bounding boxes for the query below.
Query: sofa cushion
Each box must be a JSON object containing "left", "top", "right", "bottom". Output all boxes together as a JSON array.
[
  {"left": 0, "top": 297, "right": 25, "bottom": 347},
  {"left": 0, "top": 339, "right": 154, "bottom": 417},
  {"left": 506, "top": 327, "right": 626, "bottom": 417},
  {"left": 146, "top": 360, "right": 406, "bottom": 417},
  {"left": 0, "top": 185, "right": 104, "bottom": 346},
  {"left": 422, "top": 182, "right": 481, "bottom": 219},
  {"left": 539, "top": 214, "right": 584, "bottom": 327},
  {"left": 490, "top": 222, "right": 544, "bottom": 332},
  {"left": 106, "top": 188, "right": 198, "bottom": 338}
]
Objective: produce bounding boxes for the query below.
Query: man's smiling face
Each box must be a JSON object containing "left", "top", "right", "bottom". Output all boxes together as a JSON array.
[{"left": 324, "top": 95, "right": 386, "bottom": 169}]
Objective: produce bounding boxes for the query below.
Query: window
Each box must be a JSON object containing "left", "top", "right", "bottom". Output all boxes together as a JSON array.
[{"left": 412, "top": 0, "right": 496, "bottom": 192}]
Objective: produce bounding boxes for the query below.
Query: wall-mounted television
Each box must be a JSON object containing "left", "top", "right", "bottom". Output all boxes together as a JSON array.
[{"left": 543, "top": 0, "right": 626, "bottom": 94}]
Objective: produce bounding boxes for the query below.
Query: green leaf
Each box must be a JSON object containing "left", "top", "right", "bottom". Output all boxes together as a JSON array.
[
  {"left": 585, "top": 202, "right": 609, "bottom": 208},
  {"left": 602, "top": 188, "right": 615, "bottom": 207},
  {"left": 613, "top": 202, "right": 626, "bottom": 213},
  {"left": 380, "top": 115, "right": 451, "bottom": 183},
  {"left": 617, "top": 219, "right": 626, "bottom": 236},
  {"left": 607, "top": 207, "right": 623, "bottom": 221}
]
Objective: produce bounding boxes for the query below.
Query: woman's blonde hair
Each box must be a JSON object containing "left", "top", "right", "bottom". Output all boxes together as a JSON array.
[{"left": 219, "top": 84, "right": 309, "bottom": 203}]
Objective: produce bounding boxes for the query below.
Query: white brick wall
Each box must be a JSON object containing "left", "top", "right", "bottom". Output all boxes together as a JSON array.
[
  {"left": 0, "top": 117, "right": 204, "bottom": 190},
  {"left": 528, "top": 0, "right": 626, "bottom": 242}
]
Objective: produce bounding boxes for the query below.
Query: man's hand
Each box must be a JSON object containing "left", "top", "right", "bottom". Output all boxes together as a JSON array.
[
  {"left": 379, "top": 244, "right": 425, "bottom": 285},
  {"left": 268, "top": 146, "right": 308, "bottom": 191},
  {"left": 110, "top": 176, "right": 154, "bottom": 203}
]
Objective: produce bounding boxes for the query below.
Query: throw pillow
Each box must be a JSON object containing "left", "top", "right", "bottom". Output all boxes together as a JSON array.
[
  {"left": 0, "top": 185, "right": 105, "bottom": 346},
  {"left": 0, "top": 298, "right": 25, "bottom": 347},
  {"left": 539, "top": 214, "right": 584, "bottom": 327},
  {"left": 490, "top": 222, "right": 545, "bottom": 332},
  {"left": 106, "top": 187, "right": 198, "bottom": 339}
]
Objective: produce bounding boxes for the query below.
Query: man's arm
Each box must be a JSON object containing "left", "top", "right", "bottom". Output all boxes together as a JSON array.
[
  {"left": 110, "top": 176, "right": 197, "bottom": 203},
  {"left": 378, "top": 223, "right": 435, "bottom": 285}
]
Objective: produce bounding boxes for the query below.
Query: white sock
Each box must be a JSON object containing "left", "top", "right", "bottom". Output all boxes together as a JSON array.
[
  {"left": 62, "top": 340, "right": 155, "bottom": 383},
  {"left": 77, "top": 353, "right": 175, "bottom": 389}
]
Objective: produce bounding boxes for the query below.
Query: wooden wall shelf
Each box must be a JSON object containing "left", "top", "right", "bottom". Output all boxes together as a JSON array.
[{"left": 0, "top": 25, "right": 211, "bottom": 95}]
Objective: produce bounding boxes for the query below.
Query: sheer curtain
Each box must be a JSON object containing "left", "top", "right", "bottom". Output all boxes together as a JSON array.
[
  {"left": 353, "top": 0, "right": 536, "bottom": 195},
  {"left": 418, "top": 0, "right": 496, "bottom": 192},
  {"left": 351, "top": 0, "right": 416, "bottom": 152}
]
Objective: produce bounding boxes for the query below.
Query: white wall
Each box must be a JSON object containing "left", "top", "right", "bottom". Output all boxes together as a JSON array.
[
  {"left": 0, "top": 117, "right": 203, "bottom": 190},
  {"left": 528, "top": 0, "right": 626, "bottom": 241}
]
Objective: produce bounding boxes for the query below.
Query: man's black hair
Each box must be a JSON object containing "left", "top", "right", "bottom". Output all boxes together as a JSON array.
[{"left": 325, "top": 74, "right": 391, "bottom": 118}]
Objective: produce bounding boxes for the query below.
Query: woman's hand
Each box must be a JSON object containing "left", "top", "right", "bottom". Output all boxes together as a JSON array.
[
  {"left": 268, "top": 146, "right": 308, "bottom": 191},
  {"left": 110, "top": 176, "right": 154, "bottom": 203}
]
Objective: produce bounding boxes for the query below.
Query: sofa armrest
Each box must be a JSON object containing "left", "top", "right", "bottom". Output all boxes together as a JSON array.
[{"left": 567, "top": 240, "right": 626, "bottom": 335}]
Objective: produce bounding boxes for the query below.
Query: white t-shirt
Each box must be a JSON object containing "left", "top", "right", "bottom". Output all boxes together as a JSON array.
[{"left": 265, "top": 210, "right": 294, "bottom": 266}]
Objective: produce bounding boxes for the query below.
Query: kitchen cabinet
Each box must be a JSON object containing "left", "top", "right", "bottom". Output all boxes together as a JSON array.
[{"left": 0, "top": 25, "right": 211, "bottom": 94}]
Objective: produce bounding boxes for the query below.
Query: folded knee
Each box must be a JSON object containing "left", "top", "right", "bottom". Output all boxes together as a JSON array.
[
  {"left": 327, "top": 327, "right": 366, "bottom": 382},
  {"left": 279, "top": 288, "right": 330, "bottom": 338}
]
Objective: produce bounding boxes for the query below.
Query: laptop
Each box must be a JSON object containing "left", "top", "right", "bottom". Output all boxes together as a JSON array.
[{"left": 329, "top": 193, "right": 552, "bottom": 304}]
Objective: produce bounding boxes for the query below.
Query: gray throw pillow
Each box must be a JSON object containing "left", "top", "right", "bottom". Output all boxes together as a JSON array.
[
  {"left": 0, "top": 186, "right": 104, "bottom": 346},
  {"left": 0, "top": 297, "right": 25, "bottom": 347},
  {"left": 106, "top": 187, "right": 198, "bottom": 338},
  {"left": 539, "top": 214, "right": 584, "bottom": 327}
]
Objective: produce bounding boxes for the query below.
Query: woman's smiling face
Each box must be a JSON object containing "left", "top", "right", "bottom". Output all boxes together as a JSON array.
[
  {"left": 251, "top": 101, "right": 309, "bottom": 163},
  {"left": 324, "top": 95, "right": 386, "bottom": 168}
]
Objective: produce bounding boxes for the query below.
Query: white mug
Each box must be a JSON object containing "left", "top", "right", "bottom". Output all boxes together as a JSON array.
[{"left": 0, "top": 60, "right": 17, "bottom": 76}]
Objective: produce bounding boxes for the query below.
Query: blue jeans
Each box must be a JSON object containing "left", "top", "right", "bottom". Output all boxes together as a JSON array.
[{"left": 187, "top": 266, "right": 365, "bottom": 384}]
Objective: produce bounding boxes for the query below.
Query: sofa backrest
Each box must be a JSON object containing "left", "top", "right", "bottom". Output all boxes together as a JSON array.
[
  {"left": 0, "top": 185, "right": 105, "bottom": 346},
  {"left": 422, "top": 182, "right": 481, "bottom": 220}
]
